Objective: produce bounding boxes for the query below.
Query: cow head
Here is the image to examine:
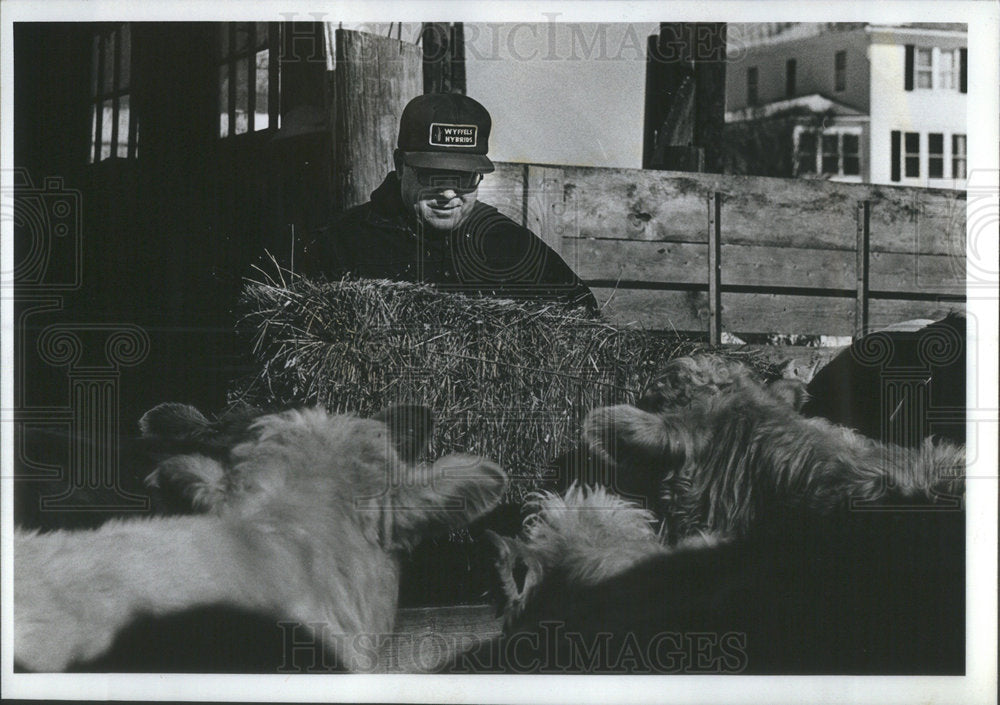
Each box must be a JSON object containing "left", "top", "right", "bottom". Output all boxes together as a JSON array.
[
  {"left": 584, "top": 355, "right": 811, "bottom": 540},
  {"left": 487, "top": 485, "right": 664, "bottom": 627},
  {"left": 639, "top": 353, "right": 808, "bottom": 414},
  {"left": 140, "top": 402, "right": 506, "bottom": 551}
]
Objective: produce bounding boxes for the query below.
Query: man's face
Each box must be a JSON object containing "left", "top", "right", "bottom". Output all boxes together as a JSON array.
[{"left": 398, "top": 163, "right": 480, "bottom": 231}]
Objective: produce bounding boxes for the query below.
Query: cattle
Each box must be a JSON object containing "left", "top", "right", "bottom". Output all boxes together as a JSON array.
[
  {"left": 14, "top": 404, "right": 506, "bottom": 672},
  {"left": 542, "top": 354, "right": 809, "bottom": 519},
  {"left": 451, "top": 354, "right": 966, "bottom": 674},
  {"left": 638, "top": 352, "right": 808, "bottom": 414},
  {"left": 484, "top": 485, "right": 670, "bottom": 626},
  {"left": 137, "top": 401, "right": 269, "bottom": 514},
  {"left": 12, "top": 403, "right": 267, "bottom": 531},
  {"left": 584, "top": 354, "right": 964, "bottom": 542}
]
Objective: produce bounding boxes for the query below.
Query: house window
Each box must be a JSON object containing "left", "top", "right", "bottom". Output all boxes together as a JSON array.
[
  {"left": 904, "top": 132, "right": 920, "bottom": 178},
  {"left": 796, "top": 132, "right": 817, "bottom": 175},
  {"left": 907, "top": 45, "right": 966, "bottom": 91},
  {"left": 952, "top": 134, "right": 967, "bottom": 179},
  {"left": 842, "top": 133, "right": 860, "bottom": 176},
  {"left": 821, "top": 134, "right": 839, "bottom": 174},
  {"left": 786, "top": 59, "right": 797, "bottom": 97},
  {"left": 939, "top": 49, "right": 958, "bottom": 90},
  {"left": 834, "top": 50, "right": 847, "bottom": 91},
  {"left": 89, "top": 23, "right": 138, "bottom": 163},
  {"left": 796, "top": 129, "right": 861, "bottom": 178},
  {"left": 747, "top": 67, "right": 759, "bottom": 106},
  {"left": 916, "top": 48, "right": 933, "bottom": 88},
  {"left": 218, "top": 22, "right": 280, "bottom": 138},
  {"left": 928, "top": 133, "right": 944, "bottom": 178}
]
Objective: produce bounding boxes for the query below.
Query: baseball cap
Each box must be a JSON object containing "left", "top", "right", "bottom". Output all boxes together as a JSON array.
[{"left": 397, "top": 94, "right": 495, "bottom": 173}]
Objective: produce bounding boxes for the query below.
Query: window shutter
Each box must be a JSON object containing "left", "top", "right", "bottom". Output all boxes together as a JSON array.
[
  {"left": 904, "top": 45, "right": 914, "bottom": 91},
  {"left": 960, "top": 47, "right": 967, "bottom": 93},
  {"left": 891, "top": 131, "right": 901, "bottom": 182}
]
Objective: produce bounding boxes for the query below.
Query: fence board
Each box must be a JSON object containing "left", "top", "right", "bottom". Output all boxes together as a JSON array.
[
  {"left": 568, "top": 240, "right": 861, "bottom": 291},
  {"left": 479, "top": 163, "right": 524, "bottom": 225},
  {"left": 592, "top": 288, "right": 709, "bottom": 332},
  {"left": 567, "top": 239, "right": 707, "bottom": 283},
  {"left": 870, "top": 252, "right": 966, "bottom": 294},
  {"left": 868, "top": 299, "right": 965, "bottom": 332},
  {"left": 559, "top": 167, "right": 710, "bottom": 243},
  {"left": 868, "top": 188, "right": 965, "bottom": 255},
  {"left": 590, "top": 288, "right": 956, "bottom": 338},
  {"left": 722, "top": 244, "right": 856, "bottom": 290},
  {"left": 722, "top": 293, "right": 856, "bottom": 337},
  {"left": 526, "top": 165, "right": 566, "bottom": 256},
  {"left": 718, "top": 180, "right": 860, "bottom": 251},
  {"left": 916, "top": 195, "right": 966, "bottom": 257}
]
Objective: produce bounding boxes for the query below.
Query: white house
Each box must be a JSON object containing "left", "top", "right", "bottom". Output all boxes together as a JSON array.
[{"left": 725, "top": 23, "right": 967, "bottom": 188}]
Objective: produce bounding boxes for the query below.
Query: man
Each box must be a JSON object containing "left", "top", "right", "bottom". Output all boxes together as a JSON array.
[{"left": 300, "top": 94, "right": 597, "bottom": 311}]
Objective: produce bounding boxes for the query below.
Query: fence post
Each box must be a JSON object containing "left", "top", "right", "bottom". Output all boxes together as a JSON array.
[
  {"left": 707, "top": 191, "right": 721, "bottom": 345},
  {"left": 854, "top": 200, "right": 871, "bottom": 339},
  {"left": 333, "top": 29, "right": 422, "bottom": 211}
]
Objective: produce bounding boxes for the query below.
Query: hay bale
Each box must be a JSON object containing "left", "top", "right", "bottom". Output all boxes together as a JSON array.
[{"left": 230, "top": 275, "right": 778, "bottom": 502}]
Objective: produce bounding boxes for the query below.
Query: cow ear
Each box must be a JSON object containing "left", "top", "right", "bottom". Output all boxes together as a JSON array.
[
  {"left": 768, "top": 379, "right": 810, "bottom": 411},
  {"left": 139, "top": 402, "right": 211, "bottom": 440},
  {"left": 383, "top": 454, "right": 506, "bottom": 551},
  {"left": 145, "top": 454, "right": 229, "bottom": 512},
  {"left": 583, "top": 404, "right": 674, "bottom": 465},
  {"left": 373, "top": 405, "right": 435, "bottom": 462}
]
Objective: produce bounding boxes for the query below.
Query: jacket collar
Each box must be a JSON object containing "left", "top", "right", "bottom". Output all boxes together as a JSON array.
[{"left": 365, "top": 172, "right": 415, "bottom": 231}]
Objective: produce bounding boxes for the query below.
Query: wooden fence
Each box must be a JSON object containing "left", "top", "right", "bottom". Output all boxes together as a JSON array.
[{"left": 479, "top": 163, "right": 966, "bottom": 341}]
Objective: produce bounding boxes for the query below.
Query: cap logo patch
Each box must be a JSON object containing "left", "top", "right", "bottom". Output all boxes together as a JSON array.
[{"left": 429, "top": 123, "right": 477, "bottom": 147}]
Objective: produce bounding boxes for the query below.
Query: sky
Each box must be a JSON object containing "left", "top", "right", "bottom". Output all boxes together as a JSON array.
[
  {"left": 343, "top": 22, "right": 658, "bottom": 169},
  {"left": 464, "top": 23, "right": 658, "bottom": 168}
]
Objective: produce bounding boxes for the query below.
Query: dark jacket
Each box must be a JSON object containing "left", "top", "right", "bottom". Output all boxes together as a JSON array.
[{"left": 300, "top": 173, "right": 597, "bottom": 311}]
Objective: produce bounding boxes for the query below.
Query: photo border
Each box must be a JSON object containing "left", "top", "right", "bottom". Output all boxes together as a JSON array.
[{"left": 2, "top": 1, "right": 996, "bottom": 703}]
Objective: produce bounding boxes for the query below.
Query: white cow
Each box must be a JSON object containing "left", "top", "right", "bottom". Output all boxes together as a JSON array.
[{"left": 15, "top": 404, "right": 506, "bottom": 672}]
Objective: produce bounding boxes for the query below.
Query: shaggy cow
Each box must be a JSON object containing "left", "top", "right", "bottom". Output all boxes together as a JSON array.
[
  {"left": 14, "top": 404, "right": 506, "bottom": 672},
  {"left": 542, "top": 355, "right": 809, "bottom": 519},
  {"left": 465, "top": 483, "right": 964, "bottom": 674},
  {"left": 485, "top": 485, "right": 671, "bottom": 625},
  {"left": 584, "top": 354, "right": 964, "bottom": 542}
]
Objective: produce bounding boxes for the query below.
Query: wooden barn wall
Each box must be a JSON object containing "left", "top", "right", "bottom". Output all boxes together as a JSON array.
[{"left": 479, "top": 163, "right": 966, "bottom": 338}]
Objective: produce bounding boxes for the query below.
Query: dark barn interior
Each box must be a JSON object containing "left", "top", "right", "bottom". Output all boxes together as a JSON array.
[
  {"left": 15, "top": 22, "right": 332, "bottom": 422},
  {"left": 14, "top": 22, "right": 338, "bottom": 524}
]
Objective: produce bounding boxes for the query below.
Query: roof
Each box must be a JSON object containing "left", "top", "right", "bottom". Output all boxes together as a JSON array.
[
  {"left": 733, "top": 22, "right": 966, "bottom": 49},
  {"left": 891, "top": 23, "right": 968, "bottom": 33},
  {"left": 726, "top": 94, "right": 868, "bottom": 123}
]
